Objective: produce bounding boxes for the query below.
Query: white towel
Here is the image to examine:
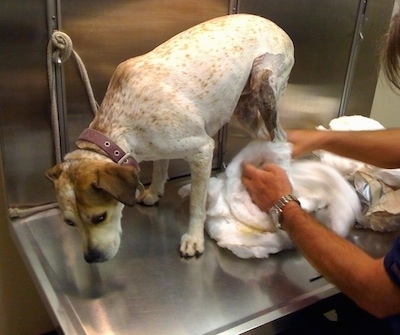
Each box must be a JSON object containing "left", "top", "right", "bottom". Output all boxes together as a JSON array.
[{"left": 179, "top": 140, "right": 361, "bottom": 258}]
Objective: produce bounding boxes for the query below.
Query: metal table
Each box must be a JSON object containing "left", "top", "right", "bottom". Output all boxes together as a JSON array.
[{"left": 10, "top": 177, "right": 400, "bottom": 335}]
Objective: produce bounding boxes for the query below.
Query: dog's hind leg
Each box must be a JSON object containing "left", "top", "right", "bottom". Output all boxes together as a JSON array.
[
  {"left": 137, "top": 159, "right": 169, "bottom": 205},
  {"left": 232, "top": 93, "right": 270, "bottom": 140},
  {"left": 249, "top": 53, "right": 292, "bottom": 142},
  {"left": 180, "top": 137, "right": 214, "bottom": 257}
]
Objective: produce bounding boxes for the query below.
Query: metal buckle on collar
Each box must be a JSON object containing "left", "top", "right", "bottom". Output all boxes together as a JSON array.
[{"left": 118, "top": 152, "right": 133, "bottom": 165}]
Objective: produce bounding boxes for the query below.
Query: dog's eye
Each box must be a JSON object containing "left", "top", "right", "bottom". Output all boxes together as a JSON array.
[
  {"left": 65, "top": 219, "right": 75, "bottom": 226},
  {"left": 91, "top": 213, "right": 107, "bottom": 225}
]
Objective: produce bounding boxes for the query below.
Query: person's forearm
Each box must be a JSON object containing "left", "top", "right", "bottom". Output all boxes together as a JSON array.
[
  {"left": 281, "top": 202, "right": 400, "bottom": 317},
  {"left": 288, "top": 129, "right": 400, "bottom": 168},
  {"left": 319, "top": 129, "right": 400, "bottom": 168}
]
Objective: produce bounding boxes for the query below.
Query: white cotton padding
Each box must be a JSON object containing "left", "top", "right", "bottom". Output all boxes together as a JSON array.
[{"left": 200, "top": 140, "right": 361, "bottom": 258}]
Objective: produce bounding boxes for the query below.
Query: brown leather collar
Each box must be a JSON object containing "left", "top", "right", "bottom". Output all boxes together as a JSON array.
[{"left": 77, "top": 128, "right": 140, "bottom": 171}]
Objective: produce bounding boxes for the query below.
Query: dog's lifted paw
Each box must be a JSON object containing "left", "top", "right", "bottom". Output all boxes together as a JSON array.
[
  {"left": 179, "top": 234, "right": 204, "bottom": 258},
  {"left": 136, "top": 189, "right": 161, "bottom": 206}
]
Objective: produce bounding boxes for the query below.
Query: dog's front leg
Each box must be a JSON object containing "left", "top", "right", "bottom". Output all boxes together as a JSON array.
[
  {"left": 180, "top": 139, "right": 214, "bottom": 258},
  {"left": 137, "top": 159, "right": 169, "bottom": 205}
]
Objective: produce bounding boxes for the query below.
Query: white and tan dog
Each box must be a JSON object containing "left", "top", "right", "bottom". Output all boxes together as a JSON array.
[{"left": 46, "top": 14, "right": 294, "bottom": 263}]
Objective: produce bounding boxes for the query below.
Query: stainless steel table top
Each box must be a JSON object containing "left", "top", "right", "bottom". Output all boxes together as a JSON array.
[{"left": 10, "top": 178, "right": 400, "bottom": 335}]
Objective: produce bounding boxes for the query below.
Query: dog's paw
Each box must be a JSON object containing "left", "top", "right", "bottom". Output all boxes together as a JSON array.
[
  {"left": 179, "top": 234, "right": 204, "bottom": 258},
  {"left": 136, "top": 189, "right": 160, "bottom": 206}
]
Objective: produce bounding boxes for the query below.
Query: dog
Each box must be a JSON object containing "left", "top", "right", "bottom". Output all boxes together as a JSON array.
[{"left": 45, "top": 14, "right": 294, "bottom": 263}]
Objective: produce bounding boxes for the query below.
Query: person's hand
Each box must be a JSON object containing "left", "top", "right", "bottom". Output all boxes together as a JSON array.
[
  {"left": 241, "top": 163, "right": 292, "bottom": 212},
  {"left": 286, "top": 129, "right": 322, "bottom": 158}
]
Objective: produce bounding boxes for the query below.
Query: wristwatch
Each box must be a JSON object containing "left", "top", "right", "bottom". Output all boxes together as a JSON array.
[{"left": 269, "top": 194, "right": 300, "bottom": 230}]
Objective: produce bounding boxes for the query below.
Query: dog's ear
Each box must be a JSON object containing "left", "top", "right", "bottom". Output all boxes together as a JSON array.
[
  {"left": 94, "top": 163, "right": 139, "bottom": 206},
  {"left": 45, "top": 164, "right": 63, "bottom": 182}
]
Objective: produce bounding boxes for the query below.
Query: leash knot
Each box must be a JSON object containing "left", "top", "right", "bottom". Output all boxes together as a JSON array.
[{"left": 51, "top": 31, "right": 73, "bottom": 64}]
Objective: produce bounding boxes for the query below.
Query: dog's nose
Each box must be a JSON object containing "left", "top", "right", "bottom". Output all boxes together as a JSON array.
[{"left": 84, "top": 249, "right": 106, "bottom": 263}]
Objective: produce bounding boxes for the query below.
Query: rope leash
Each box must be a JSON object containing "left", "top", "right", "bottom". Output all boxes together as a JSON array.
[
  {"left": 9, "top": 31, "right": 99, "bottom": 219},
  {"left": 46, "top": 30, "right": 99, "bottom": 163}
]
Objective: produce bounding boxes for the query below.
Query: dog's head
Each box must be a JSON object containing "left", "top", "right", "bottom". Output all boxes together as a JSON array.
[{"left": 45, "top": 152, "right": 140, "bottom": 263}]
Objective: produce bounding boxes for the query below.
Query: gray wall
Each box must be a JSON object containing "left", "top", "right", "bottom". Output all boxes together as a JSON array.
[
  {"left": 0, "top": 1, "right": 54, "bottom": 206},
  {"left": 223, "top": 0, "right": 394, "bottom": 161}
]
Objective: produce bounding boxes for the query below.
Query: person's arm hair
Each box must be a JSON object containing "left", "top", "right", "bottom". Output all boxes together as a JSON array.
[
  {"left": 287, "top": 129, "right": 400, "bottom": 169},
  {"left": 281, "top": 202, "right": 400, "bottom": 318},
  {"left": 242, "top": 163, "right": 400, "bottom": 318}
]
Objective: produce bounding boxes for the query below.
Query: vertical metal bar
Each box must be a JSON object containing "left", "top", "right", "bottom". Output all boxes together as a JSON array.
[
  {"left": 216, "top": 125, "right": 228, "bottom": 170},
  {"left": 338, "top": 0, "right": 368, "bottom": 116},
  {"left": 229, "top": 0, "right": 239, "bottom": 14},
  {"left": 46, "top": 0, "right": 69, "bottom": 158},
  {"left": 215, "top": 0, "right": 240, "bottom": 171}
]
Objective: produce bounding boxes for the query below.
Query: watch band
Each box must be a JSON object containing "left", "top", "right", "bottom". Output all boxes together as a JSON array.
[{"left": 269, "top": 194, "right": 300, "bottom": 230}]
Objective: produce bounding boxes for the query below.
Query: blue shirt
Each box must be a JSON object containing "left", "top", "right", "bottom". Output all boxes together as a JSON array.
[
  {"left": 384, "top": 237, "right": 400, "bottom": 334},
  {"left": 384, "top": 237, "right": 400, "bottom": 288}
]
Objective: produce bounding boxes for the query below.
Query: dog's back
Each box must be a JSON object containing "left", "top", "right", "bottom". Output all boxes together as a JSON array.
[{"left": 94, "top": 14, "right": 294, "bottom": 142}]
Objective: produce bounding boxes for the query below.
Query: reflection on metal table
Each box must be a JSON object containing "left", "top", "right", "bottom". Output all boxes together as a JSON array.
[{"left": 10, "top": 177, "right": 400, "bottom": 335}]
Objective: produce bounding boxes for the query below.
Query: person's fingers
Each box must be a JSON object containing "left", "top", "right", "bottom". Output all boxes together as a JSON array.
[
  {"left": 262, "top": 164, "right": 289, "bottom": 181},
  {"left": 242, "top": 163, "right": 264, "bottom": 179},
  {"left": 262, "top": 163, "right": 282, "bottom": 173},
  {"left": 241, "top": 163, "right": 256, "bottom": 174}
]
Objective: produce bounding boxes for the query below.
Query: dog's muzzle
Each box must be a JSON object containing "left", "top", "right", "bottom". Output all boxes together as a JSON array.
[{"left": 84, "top": 248, "right": 109, "bottom": 263}]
